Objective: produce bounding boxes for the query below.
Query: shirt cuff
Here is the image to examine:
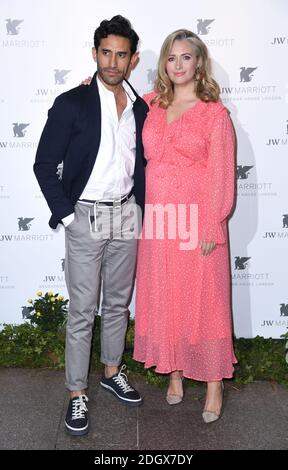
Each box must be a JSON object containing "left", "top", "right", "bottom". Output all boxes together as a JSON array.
[{"left": 62, "top": 213, "right": 75, "bottom": 227}]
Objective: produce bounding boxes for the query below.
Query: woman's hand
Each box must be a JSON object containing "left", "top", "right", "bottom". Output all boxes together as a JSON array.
[
  {"left": 199, "top": 240, "right": 216, "bottom": 256},
  {"left": 81, "top": 76, "right": 92, "bottom": 85}
]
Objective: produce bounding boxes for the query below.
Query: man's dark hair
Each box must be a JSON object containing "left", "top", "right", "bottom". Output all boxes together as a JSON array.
[{"left": 94, "top": 15, "right": 139, "bottom": 55}]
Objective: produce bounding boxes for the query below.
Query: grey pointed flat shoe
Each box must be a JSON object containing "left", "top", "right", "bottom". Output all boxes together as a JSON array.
[
  {"left": 166, "top": 375, "right": 184, "bottom": 405},
  {"left": 166, "top": 393, "right": 183, "bottom": 405},
  {"left": 202, "top": 382, "right": 224, "bottom": 423},
  {"left": 202, "top": 410, "right": 220, "bottom": 423}
]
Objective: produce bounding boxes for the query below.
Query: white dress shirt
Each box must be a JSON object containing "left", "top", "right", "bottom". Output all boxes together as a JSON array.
[{"left": 62, "top": 76, "right": 137, "bottom": 227}]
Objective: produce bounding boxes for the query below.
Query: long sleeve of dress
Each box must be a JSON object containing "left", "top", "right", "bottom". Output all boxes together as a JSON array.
[{"left": 201, "top": 108, "right": 236, "bottom": 244}]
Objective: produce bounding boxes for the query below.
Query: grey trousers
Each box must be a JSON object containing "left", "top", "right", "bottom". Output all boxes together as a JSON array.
[{"left": 64, "top": 196, "right": 138, "bottom": 391}]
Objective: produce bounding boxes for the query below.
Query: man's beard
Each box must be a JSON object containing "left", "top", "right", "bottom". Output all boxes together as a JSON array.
[{"left": 97, "top": 66, "right": 128, "bottom": 86}]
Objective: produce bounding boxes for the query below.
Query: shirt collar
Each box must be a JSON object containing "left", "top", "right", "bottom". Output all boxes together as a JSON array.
[
  {"left": 96, "top": 75, "right": 136, "bottom": 104},
  {"left": 122, "top": 79, "right": 137, "bottom": 103}
]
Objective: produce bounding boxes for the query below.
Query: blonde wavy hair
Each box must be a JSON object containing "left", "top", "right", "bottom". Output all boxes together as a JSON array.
[{"left": 151, "top": 29, "right": 220, "bottom": 108}]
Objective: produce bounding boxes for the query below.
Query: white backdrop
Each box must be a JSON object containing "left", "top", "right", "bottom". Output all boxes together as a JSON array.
[{"left": 0, "top": 0, "right": 287, "bottom": 338}]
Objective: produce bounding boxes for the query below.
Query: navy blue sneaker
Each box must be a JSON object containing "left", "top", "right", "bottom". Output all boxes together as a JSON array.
[
  {"left": 65, "top": 394, "right": 89, "bottom": 436},
  {"left": 100, "top": 365, "right": 143, "bottom": 406}
]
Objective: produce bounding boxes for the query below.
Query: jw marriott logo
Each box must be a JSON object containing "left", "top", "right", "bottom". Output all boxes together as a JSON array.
[
  {"left": 5, "top": 19, "right": 23, "bottom": 35},
  {"left": 54, "top": 69, "right": 70, "bottom": 85},
  {"left": 237, "top": 165, "right": 253, "bottom": 180},
  {"left": 197, "top": 19, "right": 214, "bottom": 35},
  {"left": 234, "top": 256, "right": 250, "bottom": 270},
  {"left": 240, "top": 67, "right": 257, "bottom": 82},
  {"left": 13, "top": 123, "right": 29, "bottom": 138},
  {"left": 18, "top": 217, "right": 34, "bottom": 231}
]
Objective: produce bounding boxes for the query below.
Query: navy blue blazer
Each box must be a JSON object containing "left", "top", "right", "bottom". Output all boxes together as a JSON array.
[{"left": 34, "top": 73, "right": 148, "bottom": 229}]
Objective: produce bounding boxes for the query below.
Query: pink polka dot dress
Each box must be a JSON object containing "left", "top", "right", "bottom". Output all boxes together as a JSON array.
[{"left": 133, "top": 92, "right": 237, "bottom": 381}]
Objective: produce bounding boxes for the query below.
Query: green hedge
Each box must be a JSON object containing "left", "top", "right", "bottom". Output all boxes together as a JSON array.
[{"left": 0, "top": 318, "right": 287, "bottom": 386}]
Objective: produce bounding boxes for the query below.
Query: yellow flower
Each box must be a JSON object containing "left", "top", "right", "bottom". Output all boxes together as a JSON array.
[
  {"left": 50, "top": 297, "right": 56, "bottom": 303},
  {"left": 27, "top": 299, "right": 33, "bottom": 304},
  {"left": 36, "top": 291, "right": 42, "bottom": 297},
  {"left": 36, "top": 312, "right": 42, "bottom": 317},
  {"left": 47, "top": 291, "right": 53, "bottom": 297},
  {"left": 58, "top": 295, "right": 64, "bottom": 301}
]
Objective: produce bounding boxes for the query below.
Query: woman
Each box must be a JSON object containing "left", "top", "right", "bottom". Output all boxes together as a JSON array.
[{"left": 133, "top": 29, "right": 237, "bottom": 423}]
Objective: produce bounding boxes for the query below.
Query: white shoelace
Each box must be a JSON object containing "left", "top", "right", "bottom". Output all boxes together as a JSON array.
[
  {"left": 113, "top": 365, "right": 134, "bottom": 393},
  {"left": 71, "top": 395, "right": 88, "bottom": 420}
]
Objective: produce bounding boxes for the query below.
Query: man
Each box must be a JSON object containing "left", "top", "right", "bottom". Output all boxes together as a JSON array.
[{"left": 34, "top": 15, "right": 148, "bottom": 436}]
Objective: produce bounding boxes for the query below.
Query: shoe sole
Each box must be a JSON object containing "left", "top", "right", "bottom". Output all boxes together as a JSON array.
[
  {"left": 65, "top": 421, "right": 89, "bottom": 436},
  {"left": 100, "top": 382, "right": 143, "bottom": 407}
]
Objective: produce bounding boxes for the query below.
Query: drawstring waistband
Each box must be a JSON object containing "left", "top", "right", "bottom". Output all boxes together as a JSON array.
[{"left": 79, "top": 193, "right": 133, "bottom": 233}]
